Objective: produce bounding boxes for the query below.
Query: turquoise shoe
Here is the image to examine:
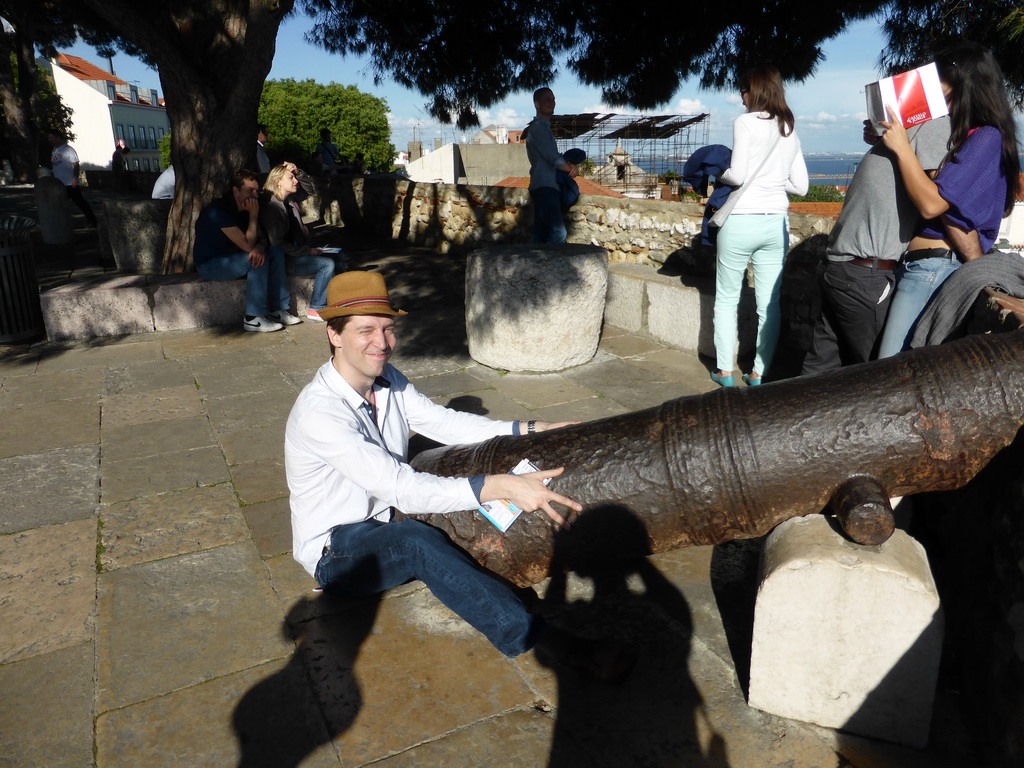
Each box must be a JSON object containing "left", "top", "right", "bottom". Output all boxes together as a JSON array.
[
  {"left": 742, "top": 374, "right": 762, "bottom": 387},
  {"left": 711, "top": 370, "right": 736, "bottom": 388}
]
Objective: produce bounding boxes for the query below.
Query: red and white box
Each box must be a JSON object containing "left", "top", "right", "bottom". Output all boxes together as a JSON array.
[{"left": 866, "top": 62, "right": 948, "bottom": 136}]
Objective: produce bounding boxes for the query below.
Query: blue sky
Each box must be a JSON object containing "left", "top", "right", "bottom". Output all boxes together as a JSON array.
[{"left": 64, "top": 15, "right": 894, "bottom": 154}]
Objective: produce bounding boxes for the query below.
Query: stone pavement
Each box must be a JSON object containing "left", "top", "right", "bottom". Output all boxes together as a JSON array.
[
  {"left": 0, "top": 314, "right": 974, "bottom": 768},
  {"left": 0, "top": 186, "right": 973, "bottom": 766}
]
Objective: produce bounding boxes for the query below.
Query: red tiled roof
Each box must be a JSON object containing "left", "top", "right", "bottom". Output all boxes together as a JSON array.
[
  {"left": 55, "top": 53, "right": 128, "bottom": 86},
  {"left": 789, "top": 202, "right": 843, "bottom": 219},
  {"left": 494, "top": 176, "right": 626, "bottom": 198}
]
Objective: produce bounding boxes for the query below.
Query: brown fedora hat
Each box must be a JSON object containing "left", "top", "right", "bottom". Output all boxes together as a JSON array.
[{"left": 317, "top": 271, "right": 408, "bottom": 321}]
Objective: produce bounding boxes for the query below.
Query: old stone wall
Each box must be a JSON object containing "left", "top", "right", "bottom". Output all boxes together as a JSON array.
[{"left": 309, "top": 175, "right": 837, "bottom": 266}]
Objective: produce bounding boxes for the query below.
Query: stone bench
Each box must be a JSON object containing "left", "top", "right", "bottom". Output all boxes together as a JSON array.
[
  {"left": 605, "top": 263, "right": 757, "bottom": 362},
  {"left": 40, "top": 274, "right": 315, "bottom": 342}
]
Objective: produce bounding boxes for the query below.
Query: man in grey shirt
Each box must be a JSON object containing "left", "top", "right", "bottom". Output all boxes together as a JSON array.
[{"left": 801, "top": 116, "right": 950, "bottom": 374}]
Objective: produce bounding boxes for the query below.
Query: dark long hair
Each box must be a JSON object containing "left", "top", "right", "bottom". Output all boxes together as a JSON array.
[
  {"left": 936, "top": 42, "right": 1021, "bottom": 216},
  {"left": 739, "top": 66, "right": 795, "bottom": 138}
]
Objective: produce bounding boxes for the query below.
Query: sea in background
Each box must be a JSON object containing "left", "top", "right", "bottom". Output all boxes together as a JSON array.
[
  {"left": 803, "top": 153, "right": 865, "bottom": 187},
  {"left": 641, "top": 152, "right": 866, "bottom": 188}
]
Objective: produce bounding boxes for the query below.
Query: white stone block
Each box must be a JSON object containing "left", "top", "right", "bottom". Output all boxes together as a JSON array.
[
  {"left": 645, "top": 277, "right": 711, "bottom": 355},
  {"left": 150, "top": 276, "right": 246, "bottom": 331},
  {"left": 466, "top": 243, "right": 607, "bottom": 371},
  {"left": 40, "top": 277, "right": 154, "bottom": 341},
  {"left": 604, "top": 265, "right": 647, "bottom": 332},
  {"left": 748, "top": 515, "right": 942, "bottom": 748}
]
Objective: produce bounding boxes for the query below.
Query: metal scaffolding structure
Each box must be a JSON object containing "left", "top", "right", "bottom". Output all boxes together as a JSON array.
[{"left": 549, "top": 112, "right": 711, "bottom": 198}]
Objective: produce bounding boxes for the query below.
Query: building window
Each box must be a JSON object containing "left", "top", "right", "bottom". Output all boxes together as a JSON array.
[
  {"left": 133, "top": 158, "right": 140, "bottom": 170},
  {"left": 149, "top": 127, "right": 157, "bottom": 147},
  {"left": 115, "top": 124, "right": 125, "bottom": 140},
  {"left": 127, "top": 126, "right": 137, "bottom": 148},
  {"left": 129, "top": 85, "right": 138, "bottom": 103},
  {"left": 158, "top": 128, "right": 165, "bottom": 140},
  {"left": 139, "top": 126, "right": 148, "bottom": 148},
  {"left": 107, "top": 83, "right": 116, "bottom": 100},
  {"left": 143, "top": 158, "right": 151, "bottom": 171}
]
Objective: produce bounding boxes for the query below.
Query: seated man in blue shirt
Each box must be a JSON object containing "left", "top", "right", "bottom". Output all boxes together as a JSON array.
[
  {"left": 286, "top": 271, "right": 633, "bottom": 680},
  {"left": 193, "top": 169, "right": 300, "bottom": 332}
]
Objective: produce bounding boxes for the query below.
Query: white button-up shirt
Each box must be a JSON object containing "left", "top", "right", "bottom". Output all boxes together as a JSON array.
[{"left": 285, "top": 360, "right": 516, "bottom": 575}]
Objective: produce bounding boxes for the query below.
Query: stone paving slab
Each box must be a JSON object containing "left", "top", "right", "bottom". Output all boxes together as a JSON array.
[
  {"left": 97, "top": 542, "right": 292, "bottom": 711},
  {"left": 95, "top": 658, "right": 341, "bottom": 768},
  {"left": 100, "top": 414, "right": 217, "bottom": 463},
  {"left": 562, "top": 355, "right": 686, "bottom": 412},
  {"left": 0, "top": 445, "right": 99, "bottom": 532},
  {"left": 33, "top": 338, "right": 164, "bottom": 373},
  {"left": 203, "top": 389, "right": 295, "bottom": 433},
  {"left": 0, "top": 518, "right": 97, "bottom": 664},
  {"left": 99, "top": 484, "right": 250, "bottom": 571},
  {"left": 229, "top": 456, "right": 289, "bottom": 505},
  {"left": 243, "top": 497, "right": 293, "bottom": 558},
  {"left": 0, "top": 365, "right": 104, "bottom": 407},
  {"left": 218, "top": 422, "right": 287, "bottom": 465},
  {"left": 466, "top": 366, "right": 602, "bottom": 410},
  {"left": 100, "top": 383, "right": 205, "bottom": 428},
  {"left": 0, "top": 396, "right": 100, "bottom": 459},
  {"left": 0, "top": 642, "right": 95, "bottom": 768},
  {"left": 296, "top": 588, "right": 535, "bottom": 766},
  {"left": 100, "top": 444, "right": 231, "bottom": 503},
  {"left": 102, "top": 357, "right": 196, "bottom": 395},
  {"left": 372, "top": 708, "right": 572, "bottom": 768}
]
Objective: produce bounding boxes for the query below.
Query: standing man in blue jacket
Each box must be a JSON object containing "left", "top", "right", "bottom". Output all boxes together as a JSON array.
[{"left": 526, "top": 88, "right": 579, "bottom": 243}]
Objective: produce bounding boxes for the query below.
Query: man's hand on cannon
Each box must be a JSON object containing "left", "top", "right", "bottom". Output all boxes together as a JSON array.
[{"left": 481, "top": 467, "right": 582, "bottom": 530}]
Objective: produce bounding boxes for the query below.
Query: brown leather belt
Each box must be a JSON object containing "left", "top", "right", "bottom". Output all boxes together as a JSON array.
[{"left": 849, "top": 257, "right": 897, "bottom": 271}]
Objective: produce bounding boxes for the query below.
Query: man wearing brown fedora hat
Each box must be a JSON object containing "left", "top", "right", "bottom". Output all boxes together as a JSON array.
[{"left": 285, "top": 272, "right": 631, "bottom": 678}]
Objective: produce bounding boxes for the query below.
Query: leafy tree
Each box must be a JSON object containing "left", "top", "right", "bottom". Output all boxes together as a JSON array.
[
  {"left": 305, "top": 0, "right": 888, "bottom": 128},
  {"left": 878, "top": 0, "right": 1024, "bottom": 107},
  {"left": 72, "top": 0, "right": 294, "bottom": 272},
  {"left": 258, "top": 78, "right": 393, "bottom": 171},
  {"left": 158, "top": 132, "right": 170, "bottom": 169},
  {"left": 0, "top": 0, "right": 122, "bottom": 180}
]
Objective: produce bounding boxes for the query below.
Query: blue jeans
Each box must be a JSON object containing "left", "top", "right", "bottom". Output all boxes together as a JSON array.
[
  {"left": 714, "top": 214, "right": 788, "bottom": 376},
  {"left": 314, "top": 519, "right": 544, "bottom": 658},
  {"left": 196, "top": 245, "right": 288, "bottom": 318},
  {"left": 530, "top": 187, "right": 566, "bottom": 243},
  {"left": 293, "top": 252, "right": 343, "bottom": 310},
  {"left": 877, "top": 253, "right": 961, "bottom": 358}
]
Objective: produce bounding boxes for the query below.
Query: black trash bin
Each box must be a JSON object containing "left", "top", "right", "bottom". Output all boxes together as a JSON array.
[{"left": 0, "top": 215, "right": 45, "bottom": 344}]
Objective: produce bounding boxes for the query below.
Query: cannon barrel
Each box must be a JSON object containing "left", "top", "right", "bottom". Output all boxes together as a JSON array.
[{"left": 407, "top": 332, "right": 1024, "bottom": 586}]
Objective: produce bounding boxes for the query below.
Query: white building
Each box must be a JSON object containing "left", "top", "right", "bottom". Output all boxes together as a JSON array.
[{"left": 37, "top": 53, "right": 170, "bottom": 173}]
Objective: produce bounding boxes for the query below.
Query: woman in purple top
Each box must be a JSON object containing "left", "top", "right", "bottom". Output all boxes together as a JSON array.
[{"left": 877, "top": 42, "right": 1021, "bottom": 357}]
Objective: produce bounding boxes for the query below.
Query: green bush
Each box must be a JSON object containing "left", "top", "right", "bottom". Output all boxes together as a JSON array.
[{"left": 789, "top": 185, "right": 845, "bottom": 203}]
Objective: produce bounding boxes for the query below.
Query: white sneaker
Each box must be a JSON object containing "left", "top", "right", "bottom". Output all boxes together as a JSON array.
[
  {"left": 267, "top": 309, "right": 302, "bottom": 326},
  {"left": 306, "top": 308, "right": 325, "bottom": 322},
  {"left": 243, "top": 315, "right": 284, "bottom": 333}
]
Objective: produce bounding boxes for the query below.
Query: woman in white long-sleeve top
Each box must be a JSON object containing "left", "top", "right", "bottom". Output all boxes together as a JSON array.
[{"left": 711, "top": 66, "right": 808, "bottom": 387}]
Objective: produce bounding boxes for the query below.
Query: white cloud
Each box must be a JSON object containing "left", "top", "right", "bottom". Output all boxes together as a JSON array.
[{"left": 675, "top": 97, "right": 707, "bottom": 114}]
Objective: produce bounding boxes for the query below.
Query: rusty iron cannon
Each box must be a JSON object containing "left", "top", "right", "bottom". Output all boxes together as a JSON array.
[{"left": 405, "top": 332, "right": 1024, "bottom": 587}]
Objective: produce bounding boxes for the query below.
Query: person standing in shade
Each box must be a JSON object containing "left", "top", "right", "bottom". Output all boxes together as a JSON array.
[
  {"left": 255, "top": 124, "right": 271, "bottom": 180},
  {"left": 525, "top": 88, "right": 578, "bottom": 243},
  {"left": 47, "top": 129, "right": 97, "bottom": 227}
]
